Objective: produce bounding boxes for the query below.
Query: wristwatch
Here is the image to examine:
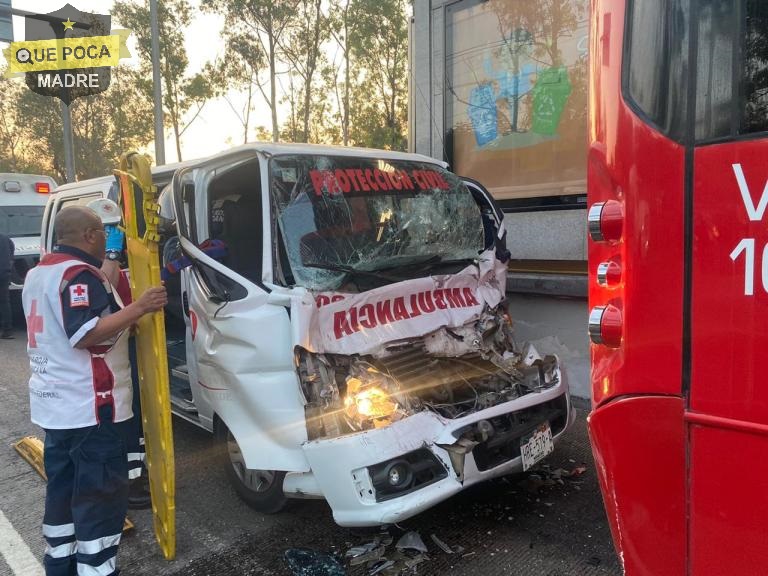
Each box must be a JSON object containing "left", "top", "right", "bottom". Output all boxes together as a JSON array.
[{"left": 106, "top": 250, "right": 121, "bottom": 261}]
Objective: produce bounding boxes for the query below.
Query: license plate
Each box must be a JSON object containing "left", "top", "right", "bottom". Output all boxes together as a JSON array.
[{"left": 520, "top": 422, "right": 554, "bottom": 471}]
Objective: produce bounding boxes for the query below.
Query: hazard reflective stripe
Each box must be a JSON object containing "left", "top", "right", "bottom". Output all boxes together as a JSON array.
[
  {"left": 77, "top": 557, "right": 116, "bottom": 576},
  {"left": 45, "top": 541, "right": 77, "bottom": 559},
  {"left": 68, "top": 316, "right": 99, "bottom": 347},
  {"left": 139, "top": 438, "right": 145, "bottom": 446},
  {"left": 76, "top": 533, "right": 121, "bottom": 555},
  {"left": 42, "top": 523, "right": 75, "bottom": 538},
  {"left": 128, "top": 467, "right": 142, "bottom": 480},
  {"left": 127, "top": 452, "right": 144, "bottom": 462}
]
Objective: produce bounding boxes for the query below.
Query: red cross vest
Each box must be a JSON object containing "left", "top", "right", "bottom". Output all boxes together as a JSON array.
[{"left": 22, "top": 253, "right": 132, "bottom": 429}]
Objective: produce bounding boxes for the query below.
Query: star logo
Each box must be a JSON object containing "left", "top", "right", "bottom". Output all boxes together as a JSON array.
[{"left": 62, "top": 18, "right": 75, "bottom": 31}]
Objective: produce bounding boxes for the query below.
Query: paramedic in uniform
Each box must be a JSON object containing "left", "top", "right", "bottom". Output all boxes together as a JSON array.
[{"left": 22, "top": 206, "right": 166, "bottom": 576}]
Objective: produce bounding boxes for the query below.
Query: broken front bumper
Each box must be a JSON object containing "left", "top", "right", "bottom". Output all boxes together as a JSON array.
[{"left": 301, "top": 372, "right": 574, "bottom": 527}]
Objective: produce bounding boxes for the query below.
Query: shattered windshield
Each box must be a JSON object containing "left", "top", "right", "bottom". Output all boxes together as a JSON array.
[{"left": 270, "top": 154, "right": 484, "bottom": 291}]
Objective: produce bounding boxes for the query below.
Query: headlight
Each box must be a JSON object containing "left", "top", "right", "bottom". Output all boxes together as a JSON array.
[
  {"left": 343, "top": 367, "right": 401, "bottom": 429},
  {"left": 344, "top": 380, "right": 398, "bottom": 419}
]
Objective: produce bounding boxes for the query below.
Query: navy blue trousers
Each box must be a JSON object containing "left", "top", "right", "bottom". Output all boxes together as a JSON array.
[
  {"left": 126, "top": 339, "right": 145, "bottom": 481},
  {"left": 43, "top": 415, "right": 130, "bottom": 576}
]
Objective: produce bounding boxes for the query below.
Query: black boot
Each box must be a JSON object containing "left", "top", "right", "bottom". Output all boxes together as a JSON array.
[{"left": 127, "top": 472, "right": 152, "bottom": 510}]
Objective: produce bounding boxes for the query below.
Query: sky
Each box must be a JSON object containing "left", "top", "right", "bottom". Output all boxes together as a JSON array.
[{"left": 3, "top": 0, "right": 280, "bottom": 164}]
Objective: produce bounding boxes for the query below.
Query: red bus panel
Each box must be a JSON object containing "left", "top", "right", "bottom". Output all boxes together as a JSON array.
[
  {"left": 588, "top": 0, "right": 686, "bottom": 408},
  {"left": 688, "top": 418, "right": 768, "bottom": 576},
  {"left": 589, "top": 396, "right": 686, "bottom": 576},
  {"left": 690, "top": 141, "right": 768, "bottom": 423}
]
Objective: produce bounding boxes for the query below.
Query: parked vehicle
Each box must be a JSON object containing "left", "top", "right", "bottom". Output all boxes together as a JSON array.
[
  {"left": 588, "top": 1, "right": 768, "bottom": 574},
  {"left": 43, "top": 143, "right": 575, "bottom": 526},
  {"left": 0, "top": 173, "right": 56, "bottom": 290}
]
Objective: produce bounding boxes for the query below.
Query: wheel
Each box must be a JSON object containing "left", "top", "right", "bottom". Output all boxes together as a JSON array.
[{"left": 215, "top": 421, "right": 287, "bottom": 514}]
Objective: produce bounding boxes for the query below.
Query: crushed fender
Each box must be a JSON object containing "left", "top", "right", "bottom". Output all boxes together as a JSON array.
[{"left": 13, "top": 436, "right": 135, "bottom": 533}]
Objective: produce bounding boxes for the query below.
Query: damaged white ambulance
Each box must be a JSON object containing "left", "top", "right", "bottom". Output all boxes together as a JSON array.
[{"left": 48, "top": 144, "right": 575, "bottom": 527}]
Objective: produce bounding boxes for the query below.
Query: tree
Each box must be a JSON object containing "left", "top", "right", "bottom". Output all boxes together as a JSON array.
[
  {"left": 280, "top": 0, "right": 327, "bottom": 142},
  {"left": 348, "top": 0, "right": 409, "bottom": 150},
  {"left": 201, "top": 0, "right": 301, "bottom": 142},
  {"left": 13, "top": 89, "right": 66, "bottom": 180},
  {"left": 327, "top": 0, "right": 352, "bottom": 145},
  {"left": 491, "top": 0, "right": 585, "bottom": 67},
  {"left": 5, "top": 66, "right": 154, "bottom": 181},
  {"left": 69, "top": 66, "right": 156, "bottom": 178},
  {"left": 204, "top": 34, "right": 265, "bottom": 144},
  {"left": 113, "top": 0, "right": 213, "bottom": 161},
  {"left": 0, "top": 75, "right": 32, "bottom": 173}
]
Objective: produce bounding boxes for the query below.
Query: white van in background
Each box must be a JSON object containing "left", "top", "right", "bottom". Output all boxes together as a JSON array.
[{"left": 0, "top": 173, "right": 57, "bottom": 290}]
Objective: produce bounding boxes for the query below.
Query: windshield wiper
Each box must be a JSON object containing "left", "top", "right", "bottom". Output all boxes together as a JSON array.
[
  {"left": 303, "top": 261, "right": 401, "bottom": 282},
  {"left": 374, "top": 254, "right": 477, "bottom": 272}
]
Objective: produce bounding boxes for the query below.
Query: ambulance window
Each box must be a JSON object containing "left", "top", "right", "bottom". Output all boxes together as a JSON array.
[
  {"left": 58, "top": 193, "right": 102, "bottom": 209},
  {"left": 107, "top": 180, "right": 120, "bottom": 203},
  {"left": 191, "top": 259, "right": 247, "bottom": 302},
  {"left": 625, "top": 0, "right": 690, "bottom": 141},
  {"left": 52, "top": 193, "right": 102, "bottom": 243},
  {"left": 207, "top": 159, "right": 262, "bottom": 283}
]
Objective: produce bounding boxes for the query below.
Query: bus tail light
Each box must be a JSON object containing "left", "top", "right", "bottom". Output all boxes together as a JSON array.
[
  {"left": 597, "top": 260, "right": 622, "bottom": 287},
  {"left": 589, "top": 304, "right": 623, "bottom": 348},
  {"left": 588, "top": 200, "right": 623, "bottom": 243},
  {"left": 35, "top": 182, "right": 51, "bottom": 194}
]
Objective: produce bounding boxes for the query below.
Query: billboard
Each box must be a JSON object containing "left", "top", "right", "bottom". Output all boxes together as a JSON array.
[{"left": 445, "top": 0, "right": 588, "bottom": 201}]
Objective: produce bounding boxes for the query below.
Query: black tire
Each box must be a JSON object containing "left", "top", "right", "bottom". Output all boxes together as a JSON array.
[{"left": 214, "top": 421, "right": 288, "bottom": 514}]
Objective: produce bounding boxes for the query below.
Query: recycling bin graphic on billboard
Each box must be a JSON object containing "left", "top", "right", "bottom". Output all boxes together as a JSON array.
[
  {"left": 466, "top": 63, "right": 573, "bottom": 147},
  {"left": 531, "top": 67, "right": 572, "bottom": 136},
  {"left": 2, "top": 3, "right": 131, "bottom": 105}
]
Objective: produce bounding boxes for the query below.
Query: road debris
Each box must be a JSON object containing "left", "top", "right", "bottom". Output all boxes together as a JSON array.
[
  {"left": 395, "top": 531, "right": 428, "bottom": 553},
  {"left": 430, "top": 533, "right": 454, "bottom": 554},
  {"left": 284, "top": 548, "right": 346, "bottom": 576},
  {"left": 519, "top": 464, "right": 589, "bottom": 493},
  {"left": 348, "top": 545, "right": 386, "bottom": 566},
  {"left": 335, "top": 528, "right": 455, "bottom": 575},
  {"left": 587, "top": 555, "right": 602, "bottom": 566}
]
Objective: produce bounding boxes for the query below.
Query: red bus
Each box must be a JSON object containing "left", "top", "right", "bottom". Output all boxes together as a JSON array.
[{"left": 587, "top": 0, "right": 768, "bottom": 574}]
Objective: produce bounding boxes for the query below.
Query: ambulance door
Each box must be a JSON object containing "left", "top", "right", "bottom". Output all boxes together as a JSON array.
[
  {"left": 41, "top": 189, "right": 108, "bottom": 252},
  {"left": 172, "top": 156, "right": 309, "bottom": 473}
]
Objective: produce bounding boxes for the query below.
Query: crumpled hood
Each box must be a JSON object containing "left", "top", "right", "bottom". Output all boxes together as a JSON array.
[{"left": 297, "top": 250, "right": 508, "bottom": 355}]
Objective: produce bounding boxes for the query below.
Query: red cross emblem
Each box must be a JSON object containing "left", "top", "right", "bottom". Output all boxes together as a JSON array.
[
  {"left": 69, "top": 283, "right": 89, "bottom": 307},
  {"left": 27, "top": 300, "right": 44, "bottom": 348}
]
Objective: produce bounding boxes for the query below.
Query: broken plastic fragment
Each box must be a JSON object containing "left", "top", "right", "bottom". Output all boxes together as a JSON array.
[
  {"left": 521, "top": 342, "right": 544, "bottom": 367},
  {"left": 345, "top": 542, "right": 379, "bottom": 558},
  {"left": 349, "top": 545, "right": 386, "bottom": 566},
  {"left": 430, "top": 533, "right": 454, "bottom": 554},
  {"left": 404, "top": 553, "right": 428, "bottom": 569},
  {"left": 395, "top": 531, "right": 428, "bottom": 553},
  {"left": 368, "top": 559, "right": 395, "bottom": 575}
]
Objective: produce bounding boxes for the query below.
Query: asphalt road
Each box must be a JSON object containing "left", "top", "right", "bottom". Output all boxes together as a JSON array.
[{"left": 0, "top": 324, "right": 621, "bottom": 576}]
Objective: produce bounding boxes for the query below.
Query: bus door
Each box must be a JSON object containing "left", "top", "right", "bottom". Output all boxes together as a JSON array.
[
  {"left": 687, "top": 2, "right": 768, "bottom": 574},
  {"left": 588, "top": 1, "right": 768, "bottom": 575}
]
